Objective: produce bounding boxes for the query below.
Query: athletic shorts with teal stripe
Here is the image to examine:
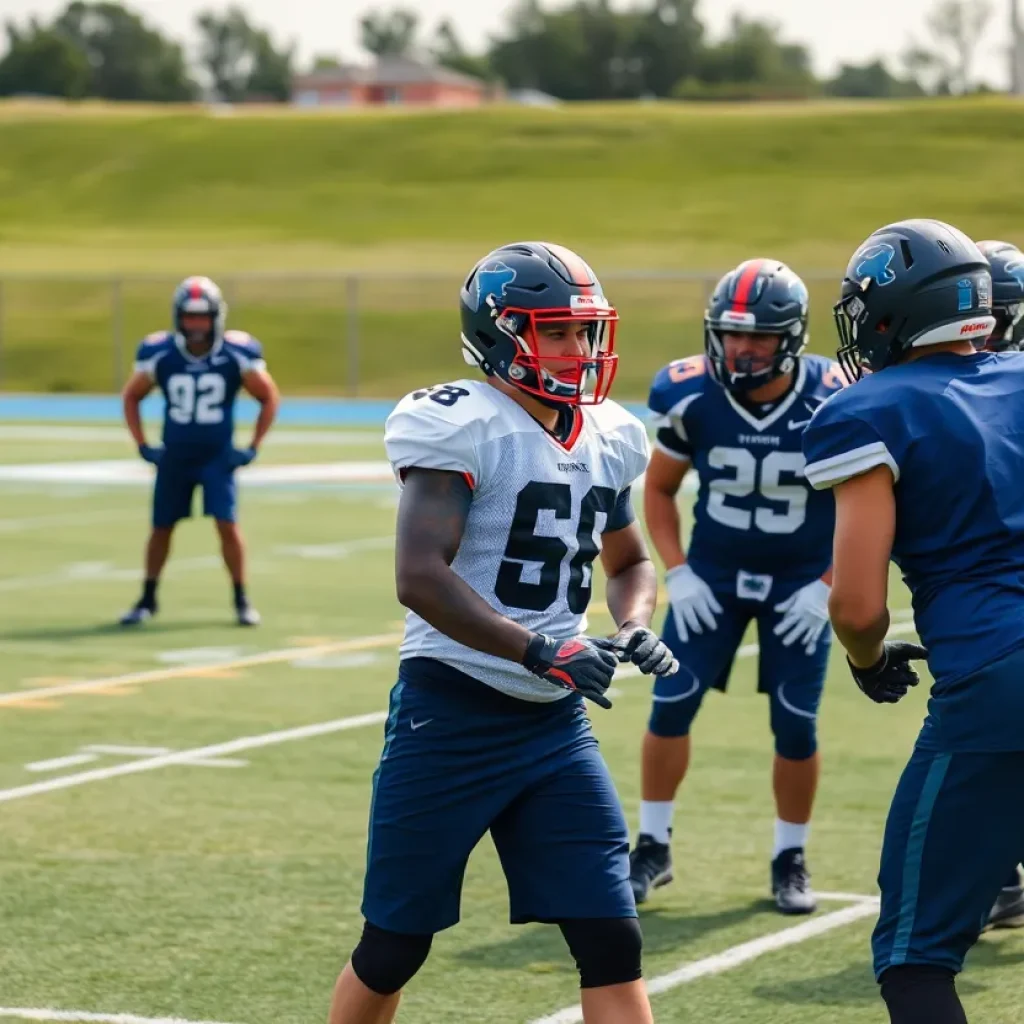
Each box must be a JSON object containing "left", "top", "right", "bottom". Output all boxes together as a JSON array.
[
  {"left": 361, "top": 657, "right": 636, "bottom": 936},
  {"left": 872, "top": 648, "right": 1024, "bottom": 977}
]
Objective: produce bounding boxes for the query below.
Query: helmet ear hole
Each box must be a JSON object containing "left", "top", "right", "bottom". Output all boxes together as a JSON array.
[
  {"left": 876, "top": 315, "right": 893, "bottom": 334},
  {"left": 475, "top": 330, "right": 496, "bottom": 351}
]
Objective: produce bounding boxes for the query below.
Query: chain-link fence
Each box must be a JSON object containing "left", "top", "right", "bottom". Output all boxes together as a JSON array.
[{"left": 0, "top": 271, "right": 844, "bottom": 398}]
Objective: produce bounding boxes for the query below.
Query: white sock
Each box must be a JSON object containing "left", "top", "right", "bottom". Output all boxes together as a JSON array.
[
  {"left": 773, "top": 818, "right": 809, "bottom": 859},
  {"left": 639, "top": 801, "right": 674, "bottom": 845}
]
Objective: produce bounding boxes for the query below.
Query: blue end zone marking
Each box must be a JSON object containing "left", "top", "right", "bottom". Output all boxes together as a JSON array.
[{"left": 0, "top": 394, "right": 649, "bottom": 426}]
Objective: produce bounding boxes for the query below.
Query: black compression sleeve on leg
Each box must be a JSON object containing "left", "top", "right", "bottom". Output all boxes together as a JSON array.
[
  {"left": 350, "top": 921, "right": 433, "bottom": 996},
  {"left": 879, "top": 965, "right": 967, "bottom": 1024},
  {"left": 559, "top": 918, "right": 643, "bottom": 989}
]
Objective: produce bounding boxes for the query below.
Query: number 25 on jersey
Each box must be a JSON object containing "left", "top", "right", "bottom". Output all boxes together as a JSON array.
[{"left": 706, "top": 446, "right": 807, "bottom": 535}]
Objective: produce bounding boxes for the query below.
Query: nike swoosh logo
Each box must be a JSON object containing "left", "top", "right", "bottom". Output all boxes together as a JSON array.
[
  {"left": 788, "top": 419, "right": 812, "bottom": 430},
  {"left": 410, "top": 718, "right": 433, "bottom": 731}
]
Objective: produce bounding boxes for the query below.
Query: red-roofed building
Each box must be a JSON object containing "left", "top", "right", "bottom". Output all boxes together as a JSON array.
[{"left": 292, "top": 57, "right": 489, "bottom": 109}]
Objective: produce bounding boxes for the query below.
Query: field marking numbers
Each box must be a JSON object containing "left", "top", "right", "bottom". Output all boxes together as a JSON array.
[
  {"left": 0, "top": 712, "right": 388, "bottom": 805},
  {"left": 0, "top": 633, "right": 403, "bottom": 707},
  {"left": 25, "top": 744, "right": 248, "bottom": 774}
]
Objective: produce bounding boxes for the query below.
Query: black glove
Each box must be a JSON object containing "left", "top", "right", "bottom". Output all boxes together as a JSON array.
[
  {"left": 594, "top": 621, "right": 679, "bottom": 677},
  {"left": 523, "top": 633, "right": 619, "bottom": 709},
  {"left": 848, "top": 641, "right": 928, "bottom": 704}
]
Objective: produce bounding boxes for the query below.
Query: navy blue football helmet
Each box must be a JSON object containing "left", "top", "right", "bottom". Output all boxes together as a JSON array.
[
  {"left": 834, "top": 219, "right": 994, "bottom": 380},
  {"left": 173, "top": 276, "right": 226, "bottom": 354},
  {"left": 976, "top": 240, "right": 1024, "bottom": 352},
  {"left": 704, "top": 259, "right": 809, "bottom": 392},
  {"left": 459, "top": 242, "right": 618, "bottom": 407}
]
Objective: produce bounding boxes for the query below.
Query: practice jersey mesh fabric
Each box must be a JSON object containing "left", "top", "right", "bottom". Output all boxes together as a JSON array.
[{"left": 385, "top": 380, "right": 650, "bottom": 701}]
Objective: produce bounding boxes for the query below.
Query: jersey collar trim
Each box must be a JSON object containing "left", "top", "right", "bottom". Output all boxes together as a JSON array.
[
  {"left": 551, "top": 408, "right": 584, "bottom": 452},
  {"left": 724, "top": 359, "right": 806, "bottom": 432}
]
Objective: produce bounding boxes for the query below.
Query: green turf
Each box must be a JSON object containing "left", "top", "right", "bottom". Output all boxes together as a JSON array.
[
  {"left": 0, "top": 427, "right": 1020, "bottom": 1024},
  {"left": 2, "top": 98, "right": 1024, "bottom": 395}
]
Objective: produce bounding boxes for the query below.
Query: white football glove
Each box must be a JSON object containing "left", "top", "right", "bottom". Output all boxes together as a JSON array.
[
  {"left": 773, "top": 579, "right": 831, "bottom": 655},
  {"left": 666, "top": 563, "right": 723, "bottom": 643}
]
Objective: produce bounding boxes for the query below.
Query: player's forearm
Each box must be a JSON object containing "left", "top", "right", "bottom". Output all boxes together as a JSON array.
[
  {"left": 831, "top": 601, "right": 889, "bottom": 668},
  {"left": 605, "top": 558, "right": 658, "bottom": 630},
  {"left": 123, "top": 397, "right": 147, "bottom": 447},
  {"left": 249, "top": 390, "right": 279, "bottom": 450},
  {"left": 644, "top": 490, "right": 686, "bottom": 570},
  {"left": 396, "top": 566, "right": 532, "bottom": 664}
]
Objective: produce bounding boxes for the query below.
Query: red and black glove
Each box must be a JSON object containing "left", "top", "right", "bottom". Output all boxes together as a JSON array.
[{"left": 523, "top": 633, "right": 619, "bottom": 709}]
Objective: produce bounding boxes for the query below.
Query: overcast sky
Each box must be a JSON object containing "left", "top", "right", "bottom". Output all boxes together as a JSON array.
[{"left": 0, "top": 0, "right": 1015, "bottom": 87}]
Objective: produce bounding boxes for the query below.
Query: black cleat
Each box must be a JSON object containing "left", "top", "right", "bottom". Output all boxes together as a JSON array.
[
  {"left": 771, "top": 847, "right": 817, "bottom": 915},
  {"left": 985, "top": 886, "right": 1024, "bottom": 931},
  {"left": 119, "top": 601, "right": 156, "bottom": 627},
  {"left": 236, "top": 602, "right": 261, "bottom": 627},
  {"left": 629, "top": 832, "right": 673, "bottom": 905}
]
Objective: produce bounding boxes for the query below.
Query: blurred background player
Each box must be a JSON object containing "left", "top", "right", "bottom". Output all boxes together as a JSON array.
[
  {"left": 977, "top": 238, "right": 1024, "bottom": 930},
  {"left": 327, "top": 242, "right": 678, "bottom": 1024},
  {"left": 804, "top": 219, "right": 1024, "bottom": 1024},
  {"left": 630, "top": 260, "right": 845, "bottom": 915},
  {"left": 976, "top": 240, "right": 1024, "bottom": 353},
  {"left": 119, "top": 276, "right": 280, "bottom": 627}
]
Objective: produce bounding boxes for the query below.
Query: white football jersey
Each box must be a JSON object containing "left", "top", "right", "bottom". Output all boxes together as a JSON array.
[{"left": 385, "top": 379, "right": 650, "bottom": 701}]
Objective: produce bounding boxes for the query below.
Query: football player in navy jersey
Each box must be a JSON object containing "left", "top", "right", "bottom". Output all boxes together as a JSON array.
[
  {"left": 119, "top": 277, "right": 280, "bottom": 627},
  {"left": 629, "top": 259, "right": 846, "bottom": 915},
  {"left": 803, "top": 219, "right": 1024, "bottom": 1024},
  {"left": 974, "top": 239, "right": 1024, "bottom": 931}
]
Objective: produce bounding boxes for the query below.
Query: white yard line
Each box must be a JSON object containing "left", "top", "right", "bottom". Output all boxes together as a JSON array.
[
  {"left": 24, "top": 754, "right": 97, "bottom": 773},
  {"left": 0, "top": 712, "right": 387, "bottom": 805},
  {"left": 0, "top": 633, "right": 403, "bottom": 707},
  {"left": 0, "top": 509, "right": 138, "bottom": 534},
  {"left": 0, "top": 1010, "right": 240, "bottom": 1024},
  {"left": 528, "top": 898, "right": 879, "bottom": 1024},
  {"left": 0, "top": 535, "right": 395, "bottom": 592},
  {"left": 0, "top": 425, "right": 382, "bottom": 446},
  {"left": 84, "top": 745, "right": 173, "bottom": 757}
]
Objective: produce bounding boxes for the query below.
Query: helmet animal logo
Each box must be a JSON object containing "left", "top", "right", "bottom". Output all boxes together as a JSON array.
[
  {"left": 854, "top": 244, "right": 897, "bottom": 287},
  {"left": 473, "top": 262, "right": 517, "bottom": 311},
  {"left": 1005, "top": 258, "right": 1024, "bottom": 288}
]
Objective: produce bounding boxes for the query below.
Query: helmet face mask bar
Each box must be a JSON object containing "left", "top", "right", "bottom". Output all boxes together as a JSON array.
[
  {"left": 493, "top": 301, "right": 618, "bottom": 406},
  {"left": 833, "top": 285, "right": 887, "bottom": 382}
]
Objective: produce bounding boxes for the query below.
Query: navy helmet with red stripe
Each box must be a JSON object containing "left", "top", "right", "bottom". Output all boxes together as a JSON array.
[
  {"left": 976, "top": 240, "right": 1024, "bottom": 351},
  {"left": 172, "top": 276, "right": 227, "bottom": 354},
  {"left": 704, "top": 258, "right": 810, "bottom": 392},
  {"left": 459, "top": 241, "right": 618, "bottom": 407}
]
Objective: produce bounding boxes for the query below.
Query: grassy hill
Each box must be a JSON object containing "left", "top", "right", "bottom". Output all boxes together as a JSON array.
[{"left": 1, "top": 97, "right": 1023, "bottom": 394}]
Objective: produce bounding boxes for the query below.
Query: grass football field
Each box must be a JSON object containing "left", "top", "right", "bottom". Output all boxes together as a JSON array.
[{"left": 0, "top": 425, "right": 1022, "bottom": 1024}]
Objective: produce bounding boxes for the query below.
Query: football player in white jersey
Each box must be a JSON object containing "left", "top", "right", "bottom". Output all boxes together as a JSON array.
[{"left": 326, "top": 242, "right": 679, "bottom": 1024}]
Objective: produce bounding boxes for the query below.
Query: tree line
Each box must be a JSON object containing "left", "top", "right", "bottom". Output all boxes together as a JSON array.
[
  {"left": 0, "top": 0, "right": 999, "bottom": 103},
  {"left": 0, "top": 2, "right": 292, "bottom": 101}
]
